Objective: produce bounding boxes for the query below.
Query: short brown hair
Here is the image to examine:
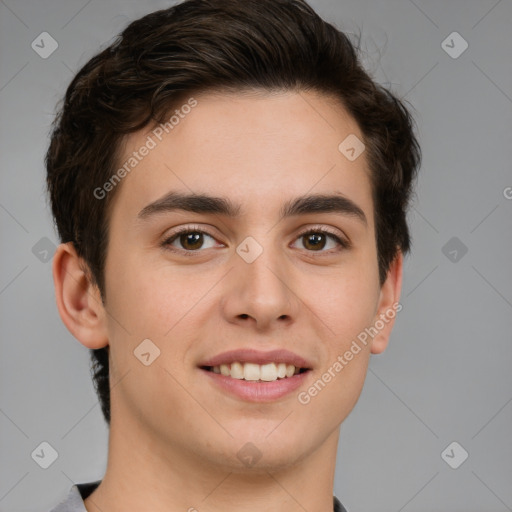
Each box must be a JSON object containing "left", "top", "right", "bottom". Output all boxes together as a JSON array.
[{"left": 46, "top": 0, "right": 421, "bottom": 426}]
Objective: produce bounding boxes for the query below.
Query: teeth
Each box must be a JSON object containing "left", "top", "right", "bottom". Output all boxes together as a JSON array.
[
  {"left": 230, "top": 362, "right": 244, "bottom": 379},
  {"left": 260, "top": 363, "right": 277, "bottom": 381},
  {"left": 210, "top": 362, "right": 304, "bottom": 381},
  {"left": 244, "top": 363, "right": 261, "bottom": 381}
]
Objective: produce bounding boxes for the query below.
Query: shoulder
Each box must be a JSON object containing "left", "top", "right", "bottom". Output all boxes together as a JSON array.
[
  {"left": 47, "top": 480, "right": 101, "bottom": 512},
  {"left": 334, "top": 495, "right": 349, "bottom": 512}
]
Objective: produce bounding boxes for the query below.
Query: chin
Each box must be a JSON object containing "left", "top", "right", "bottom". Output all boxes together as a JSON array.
[
  {"left": 213, "top": 427, "right": 323, "bottom": 472},
  {"left": 214, "top": 446, "right": 309, "bottom": 475}
]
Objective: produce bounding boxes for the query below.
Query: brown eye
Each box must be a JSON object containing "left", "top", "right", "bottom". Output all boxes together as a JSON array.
[
  {"left": 293, "top": 228, "right": 350, "bottom": 253},
  {"left": 177, "top": 232, "right": 204, "bottom": 250},
  {"left": 162, "top": 227, "right": 219, "bottom": 254},
  {"left": 302, "top": 232, "right": 327, "bottom": 250}
]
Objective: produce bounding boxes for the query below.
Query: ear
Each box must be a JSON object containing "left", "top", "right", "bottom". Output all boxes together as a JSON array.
[
  {"left": 52, "top": 242, "right": 109, "bottom": 349},
  {"left": 370, "top": 251, "right": 403, "bottom": 355}
]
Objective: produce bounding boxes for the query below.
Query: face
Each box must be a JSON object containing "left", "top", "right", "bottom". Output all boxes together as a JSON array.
[{"left": 98, "top": 90, "right": 396, "bottom": 472}]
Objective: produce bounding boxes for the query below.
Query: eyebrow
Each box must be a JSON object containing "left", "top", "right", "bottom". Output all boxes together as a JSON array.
[{"left": 137, "top": 191, "right": 367, "bottom": 226}]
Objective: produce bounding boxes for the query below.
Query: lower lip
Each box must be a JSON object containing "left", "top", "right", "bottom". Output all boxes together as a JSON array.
[{"left": 200, "top": 369, "right": 310, "bottom": 402}]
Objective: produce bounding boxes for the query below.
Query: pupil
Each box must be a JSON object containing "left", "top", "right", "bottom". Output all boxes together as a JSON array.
[
  {"left": 306, "top": 233, "right": 325, "bottom": 250},
  {"left": 182, "top": 232, "right": 202, "bottom": 249}
]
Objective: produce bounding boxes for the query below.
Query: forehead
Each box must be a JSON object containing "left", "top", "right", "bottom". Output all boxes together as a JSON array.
[{"left": 109, "top": 90, "right": 374, "bottom": 227}]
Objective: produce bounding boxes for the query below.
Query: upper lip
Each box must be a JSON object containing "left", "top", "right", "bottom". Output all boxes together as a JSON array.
[{"left": 199, "top": 349, "right": 312, "bottom": 369}]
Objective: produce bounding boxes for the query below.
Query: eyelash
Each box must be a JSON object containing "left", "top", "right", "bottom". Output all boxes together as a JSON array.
[{"left": 161, "top": 224, "right": 350, "bottom": 257}]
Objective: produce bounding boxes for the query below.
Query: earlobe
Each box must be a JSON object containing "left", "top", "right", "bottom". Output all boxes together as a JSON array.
[
  {"left": 52, "top": 242, "right": 109, "bottom": 349},
  {"left": 370, "top": 251, "right": 403, "bottom": 355}
]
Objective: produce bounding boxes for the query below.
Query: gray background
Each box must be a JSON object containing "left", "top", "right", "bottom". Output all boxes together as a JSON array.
[{"left": 1, "top": 0, "right": 511, "bottom": 511}]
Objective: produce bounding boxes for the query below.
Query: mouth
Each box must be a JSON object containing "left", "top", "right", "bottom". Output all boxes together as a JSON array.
[{"left": 198, "top": 349, "right": 312, "bottom": 402}]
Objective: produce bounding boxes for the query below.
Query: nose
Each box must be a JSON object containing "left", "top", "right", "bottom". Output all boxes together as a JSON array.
[{"left": 220, "top": 239, "right": 299, "bottom": 331}]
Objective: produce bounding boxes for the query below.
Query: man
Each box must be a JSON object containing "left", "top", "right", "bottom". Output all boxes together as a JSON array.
[{"left": 46, "top": 0, "right": 420, "bottom": 510}]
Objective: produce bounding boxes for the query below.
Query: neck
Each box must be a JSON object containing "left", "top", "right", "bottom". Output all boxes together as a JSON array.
[{"left": 84, "top": 411, "right": 340, "bottom": 512}]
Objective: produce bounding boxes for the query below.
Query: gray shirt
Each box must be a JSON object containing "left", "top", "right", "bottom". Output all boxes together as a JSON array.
[{"left": 48, "top": 481, "right": 348, "bottom": 511}]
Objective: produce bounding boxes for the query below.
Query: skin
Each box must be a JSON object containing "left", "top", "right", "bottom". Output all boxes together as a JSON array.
[{"left": 53, "top": 89, "right": 402, "bottom": 512}]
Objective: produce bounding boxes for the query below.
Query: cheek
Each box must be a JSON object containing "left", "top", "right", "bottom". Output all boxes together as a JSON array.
[
  {"left": 303, "top": 261, "right": 378, "bottom": 411},
  {"left": 104, "top": 264, "right": 201, "bottom": 421},
  {"left": 302, "top": 351, "right": 370, "bottom": 429},
  {"left": 300, "top": 273, "right": 377, "bottom": 419},
  {"left": 308, "top": 263, "right": 380, "bottom": 342},
  {"left": 104, "top": 251, "right": 192, "bottom": 338}
]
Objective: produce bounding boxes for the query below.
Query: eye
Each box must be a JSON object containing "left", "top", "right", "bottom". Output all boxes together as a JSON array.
[
  {"left": 161, "top": 225, "right": 220, "bottom": 255},
  {"left": 292, "top": 227, "right": 350, "bottom": 253}
]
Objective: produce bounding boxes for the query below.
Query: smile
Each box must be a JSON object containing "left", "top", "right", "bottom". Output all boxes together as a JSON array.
[
  {"left": 198, "top": 349, "right": 313, "bottom": 402},
  {"left": 202, "top": 362, "right": 309, "bottom": 382}
]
